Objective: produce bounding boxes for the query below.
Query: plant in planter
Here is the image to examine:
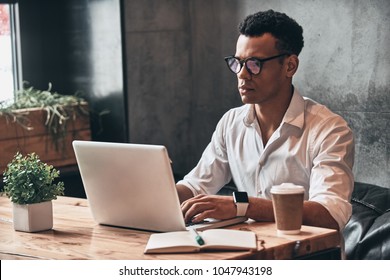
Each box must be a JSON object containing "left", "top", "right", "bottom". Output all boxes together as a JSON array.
[
  {"left": 3, "top": 152, "right": 65, "bottom": 232},
  {"left": 0, "top": 82, "right": 89, "bottom": 146},
  {"left": 0, "top": 82, "right": 96, "bottom": 171}
]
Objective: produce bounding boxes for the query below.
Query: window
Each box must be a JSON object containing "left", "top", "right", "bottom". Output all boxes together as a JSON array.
[{"left": 0, "top": 2, "right": 21, "bottom": 103}]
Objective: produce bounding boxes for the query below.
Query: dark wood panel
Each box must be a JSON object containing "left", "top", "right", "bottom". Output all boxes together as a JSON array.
[{"left": 18, "top": 0, "right": 127, "bottom": 143}]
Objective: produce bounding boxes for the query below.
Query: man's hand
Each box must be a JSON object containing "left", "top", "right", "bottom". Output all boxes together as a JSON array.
[{"left": 180, "top": 194, "right": 237, "bottom": 223}]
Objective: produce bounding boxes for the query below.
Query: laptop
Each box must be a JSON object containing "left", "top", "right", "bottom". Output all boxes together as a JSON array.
[{"left": 72, "top": 140, "right": 247, "bottom": 232}]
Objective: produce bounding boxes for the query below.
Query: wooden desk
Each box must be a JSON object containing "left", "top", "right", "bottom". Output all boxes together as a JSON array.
[{"left": 0, "top": 196, "right": 340, "bottom": 260}]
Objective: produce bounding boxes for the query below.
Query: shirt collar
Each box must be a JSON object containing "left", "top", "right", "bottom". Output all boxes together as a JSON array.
[
  {"left": 243, "top": 104, "right": 256, "bottom": 127},
  {"left": 282, "top": 88, "right": 305, "bottom": 129},
  {"left": 243, "top": 88, "right": 305, "bottom": 129}
]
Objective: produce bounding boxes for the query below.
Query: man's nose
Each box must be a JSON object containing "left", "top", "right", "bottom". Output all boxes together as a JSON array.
[{"left": 237, "top": 63, "right": 251, "bottom": 80}]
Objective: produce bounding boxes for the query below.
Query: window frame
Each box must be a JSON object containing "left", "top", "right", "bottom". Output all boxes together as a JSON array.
[{"left": 0, "top": 0, "right": 22, "bottom": 102}]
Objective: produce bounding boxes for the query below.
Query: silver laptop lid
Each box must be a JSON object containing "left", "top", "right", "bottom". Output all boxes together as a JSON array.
[{"left": 72, "top": 140, "right": 186, "bottom": 232}]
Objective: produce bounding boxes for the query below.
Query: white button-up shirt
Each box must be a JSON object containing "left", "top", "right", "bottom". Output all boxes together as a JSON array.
[{"left": 178, "top": 89, "right": 355, "bottom": 229}]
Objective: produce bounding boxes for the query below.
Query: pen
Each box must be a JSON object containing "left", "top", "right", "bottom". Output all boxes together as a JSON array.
[{"left": 189, "top": 228, "right": 205, "bottom": 245}]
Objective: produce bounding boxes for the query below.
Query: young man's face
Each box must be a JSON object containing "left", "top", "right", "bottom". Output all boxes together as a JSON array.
[{"left": 234, "top": 33, "right": 291, "bottom": 106}]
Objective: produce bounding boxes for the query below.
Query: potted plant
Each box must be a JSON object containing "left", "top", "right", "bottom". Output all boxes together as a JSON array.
[
  {"left": 3, "top": 152, "right": 65, "bottom": 232},
  {"left": 0, "top": 82, "right": 94, "bottom": 171}
]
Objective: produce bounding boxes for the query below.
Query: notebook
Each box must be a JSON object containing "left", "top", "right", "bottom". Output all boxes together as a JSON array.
[
  {"left": 72, "top": 140, "right": 247, "bottom": 232},
  {"left": 144, "top": 229, "right": 257, "bottom": 253}
]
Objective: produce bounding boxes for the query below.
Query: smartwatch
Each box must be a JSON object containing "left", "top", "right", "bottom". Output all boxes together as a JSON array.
[{"left": 233, "top": 191, "right": 249, "bottom": 217}]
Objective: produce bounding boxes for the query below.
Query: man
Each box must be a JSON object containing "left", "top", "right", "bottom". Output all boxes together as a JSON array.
[{"left": 176, "top": 10, "right": 354, "bottom": 230}]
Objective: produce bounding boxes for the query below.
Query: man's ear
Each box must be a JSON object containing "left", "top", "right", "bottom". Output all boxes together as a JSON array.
[{"left": 286, "top": 55, "right": 299, "bottom": 78}]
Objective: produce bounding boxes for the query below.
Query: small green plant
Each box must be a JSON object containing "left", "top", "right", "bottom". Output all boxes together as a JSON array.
[{"left": 3, "top": 152, "right": 65, "bottom": 204}]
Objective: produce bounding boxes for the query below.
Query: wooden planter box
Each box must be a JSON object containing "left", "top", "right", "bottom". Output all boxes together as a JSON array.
[{"left": 0, "top": 103, "right": 91, "bottom": 172}]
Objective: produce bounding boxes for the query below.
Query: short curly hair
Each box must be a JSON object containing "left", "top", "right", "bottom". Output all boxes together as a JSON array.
[{"left": 238, "top": 10, "right": 304, "bottom": 56}]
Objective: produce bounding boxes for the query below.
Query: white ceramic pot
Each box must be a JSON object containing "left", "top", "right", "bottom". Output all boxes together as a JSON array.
[{"left": 12, "top": 200, "right": 53, "bottom": 232}]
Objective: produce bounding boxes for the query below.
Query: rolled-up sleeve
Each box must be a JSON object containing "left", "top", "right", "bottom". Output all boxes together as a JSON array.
[
  {"left": 177, "top": 114, "right": 233, "bottom": 196},
  {"left": 309, "top": 114, "right": 355, "bottom": 230}
]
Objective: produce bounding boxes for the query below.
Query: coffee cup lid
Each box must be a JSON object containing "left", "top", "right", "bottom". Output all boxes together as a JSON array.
[{"left": 270, "top": 183, "right": 305, "bottom": 194}]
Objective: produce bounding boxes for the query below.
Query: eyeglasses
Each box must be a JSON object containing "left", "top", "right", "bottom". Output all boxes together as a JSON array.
[{"left": 224, "top": 53, "right": 289, "bottom": 75}]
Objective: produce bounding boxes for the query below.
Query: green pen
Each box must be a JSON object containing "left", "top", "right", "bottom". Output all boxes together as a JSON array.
[{"left": 190, "top": 228, "right": 205, "bottom": 245}]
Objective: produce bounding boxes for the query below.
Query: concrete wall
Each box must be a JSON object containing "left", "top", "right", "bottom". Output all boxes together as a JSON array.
[{"left": 123, "top": 0, "right": 390, "bottom": 187}]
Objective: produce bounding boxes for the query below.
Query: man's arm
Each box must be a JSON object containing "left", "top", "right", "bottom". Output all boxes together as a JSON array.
[
  {"left": 176, "top": 184, "right": 194, "bottom": 204},
  {"left": 181, "top": 195, "right": 339, "bottom": 230},
  {"left": 247, "top": 197, "right": 339, "bottom": 230},
  {"left": 302, "top": 201, "right": 339, "bottom": 230}
]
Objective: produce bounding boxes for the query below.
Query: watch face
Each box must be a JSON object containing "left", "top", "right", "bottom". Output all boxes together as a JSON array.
[{"left": 234, "top": 192, "right": 248, "bottom": 203}]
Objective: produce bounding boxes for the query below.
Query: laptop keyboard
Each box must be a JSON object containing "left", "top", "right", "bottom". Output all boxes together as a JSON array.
[{"left": 185, "top": 219, "right": 212, "bottom": 227}]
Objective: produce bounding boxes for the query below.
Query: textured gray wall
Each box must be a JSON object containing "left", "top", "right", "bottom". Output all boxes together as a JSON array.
[
  {"left": 124, "top": 0, "right": 390, "bottom": 187},
  {"left": 124, "top": 1, "right": 192, "bottom": 173}
]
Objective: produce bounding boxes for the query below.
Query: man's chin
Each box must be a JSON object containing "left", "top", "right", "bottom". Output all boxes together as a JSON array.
[{"left": 241, "top": 96, "right": 257, "bottom": 104}]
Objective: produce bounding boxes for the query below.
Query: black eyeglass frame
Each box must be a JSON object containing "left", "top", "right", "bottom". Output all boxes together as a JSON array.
[{"left": 224, "top": 53, "right": 289, "bottom": 75}]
